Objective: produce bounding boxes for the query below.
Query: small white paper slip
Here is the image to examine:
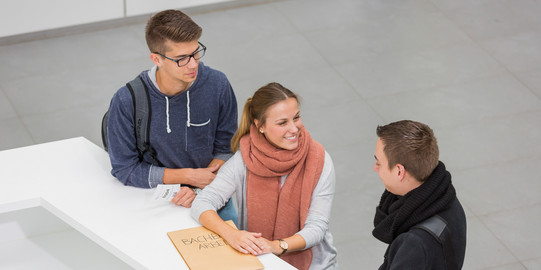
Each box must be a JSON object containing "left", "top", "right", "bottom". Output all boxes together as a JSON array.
[{"left": 152, "top": 184, "right": 181, "bottom": 201}]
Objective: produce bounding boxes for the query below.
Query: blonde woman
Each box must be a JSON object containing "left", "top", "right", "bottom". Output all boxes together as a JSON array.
[{"left": 191, "top": 82, "right": 337, "bottom": 270}]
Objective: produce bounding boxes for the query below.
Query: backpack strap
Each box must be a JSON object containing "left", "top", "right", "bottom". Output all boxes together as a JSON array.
[
  {"left": 412, "top": 215, "right": 459, "bottom": 270},
  {"left": 125, "top": 75, "right": 163, "bottom": 167},
  {"left": 101, "top": 109, "right": 111, "bottom": 152}
]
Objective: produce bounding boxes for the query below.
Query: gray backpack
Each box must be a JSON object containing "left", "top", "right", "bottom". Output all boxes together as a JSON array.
[{"left": 101, "top": 75, "right": 161, "bottom": 165}]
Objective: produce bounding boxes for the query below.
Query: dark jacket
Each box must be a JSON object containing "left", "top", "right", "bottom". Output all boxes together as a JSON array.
[{"left": 379, "top": 198, "right": 467, "bottom": 269}]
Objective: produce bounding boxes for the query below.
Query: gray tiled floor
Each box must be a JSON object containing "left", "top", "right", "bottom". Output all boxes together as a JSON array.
[{"left": 1, "top": 0, "right": 541, "bottom": 269}]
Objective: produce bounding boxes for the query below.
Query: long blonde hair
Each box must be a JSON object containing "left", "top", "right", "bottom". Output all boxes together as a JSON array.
[{"left": 231, "top": 82, "right": 300, "bottom": 152}]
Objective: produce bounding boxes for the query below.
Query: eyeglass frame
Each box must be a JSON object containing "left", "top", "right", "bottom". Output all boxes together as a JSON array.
[{"left": 153, "top": 42, "right": 206, "bottom": 67}]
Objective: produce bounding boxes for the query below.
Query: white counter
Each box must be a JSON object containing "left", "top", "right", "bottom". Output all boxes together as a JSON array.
[{"left": 0, "top": 137, "right": 295, "bottom": 269}]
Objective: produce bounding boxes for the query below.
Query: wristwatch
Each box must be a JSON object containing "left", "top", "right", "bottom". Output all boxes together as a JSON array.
[{"left": 278, "top": 239, "right": 288, "bottom": 256}]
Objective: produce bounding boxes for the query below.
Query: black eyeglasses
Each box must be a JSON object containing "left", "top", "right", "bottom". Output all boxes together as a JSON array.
[{"left": 153, "top": 42, "right": 206, "bottom": 67}]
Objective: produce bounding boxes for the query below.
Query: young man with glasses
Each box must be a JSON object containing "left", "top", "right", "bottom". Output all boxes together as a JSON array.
[{"left": 106, "top": 9, "right": 238, "bottom": 223}]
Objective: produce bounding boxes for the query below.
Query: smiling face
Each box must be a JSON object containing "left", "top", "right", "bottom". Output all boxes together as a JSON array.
[{"left": 256, "top": 97, "right": 302, "bottom": 150}]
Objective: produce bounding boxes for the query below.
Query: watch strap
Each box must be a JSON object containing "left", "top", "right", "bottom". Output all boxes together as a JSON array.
[{"left": 278, "top": 239, "right": 288, "bottom": 256}]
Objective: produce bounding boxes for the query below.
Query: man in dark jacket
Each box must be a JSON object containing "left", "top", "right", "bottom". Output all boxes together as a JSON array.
[{"left": 372, "top": 120, "right": 466, "bottom": 269}]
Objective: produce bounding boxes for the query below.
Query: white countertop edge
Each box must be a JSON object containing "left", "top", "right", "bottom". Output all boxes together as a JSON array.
[
  {"left": 39, "top": 197, "right": 146, "bottom": 269},
  {"left": 0, "top": 197, "right": 41, "bottom": 214}
]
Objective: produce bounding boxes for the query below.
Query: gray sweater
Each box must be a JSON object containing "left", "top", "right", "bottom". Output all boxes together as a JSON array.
[{"left": 191, "top": 151, "right": 338, "bottom": 269}]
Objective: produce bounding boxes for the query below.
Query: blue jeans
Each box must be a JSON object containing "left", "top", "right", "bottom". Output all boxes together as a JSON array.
[{"left": 217, "top": 199, "right": 238, "bottom": 227}]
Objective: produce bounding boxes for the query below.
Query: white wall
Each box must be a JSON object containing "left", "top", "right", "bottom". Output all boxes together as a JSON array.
[
  {"left": 0, "top": 0, "right": 124, "bottom": 38},
  {"left": 126, "top": 0, "right": 234, "bottom": 16},
  {"left": 0, "top": 0, "right": 234, "bottom": 38}
]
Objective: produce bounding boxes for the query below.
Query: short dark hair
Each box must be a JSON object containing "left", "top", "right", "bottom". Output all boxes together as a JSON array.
[
  {"left": 145, "top": 9, "right": 202, "bottom": 54},
  {"left": 376, "top": 120, "right": 439, "bottom": 182}
]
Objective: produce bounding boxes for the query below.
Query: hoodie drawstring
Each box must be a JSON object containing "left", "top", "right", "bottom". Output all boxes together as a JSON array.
[
  {"left": 166, "top": 91, "right": 210, "bottom": 134},
  {"left": 165, "top": 96, "right": 172, "bottom": 133},
  {"left": 186, "top": 91, "right": 191, "bottom": 127}
]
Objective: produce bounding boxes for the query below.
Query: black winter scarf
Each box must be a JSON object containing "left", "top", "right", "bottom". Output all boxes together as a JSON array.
[{"left": 372, "top": 161, "right": 456, "bottom": 244}]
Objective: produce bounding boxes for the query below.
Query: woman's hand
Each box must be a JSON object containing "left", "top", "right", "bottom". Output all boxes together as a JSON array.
[
  {"left": 259, "top": 238, "right": 282, "bottom": 255},
  {"left": 224, "top": 230, "right": 268, "bottom": 255},
  {"left": 170, "top": 186, "right": 195, "bottom": 207}
]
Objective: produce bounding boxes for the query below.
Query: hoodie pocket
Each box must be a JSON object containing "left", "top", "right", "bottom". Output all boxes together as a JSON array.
[{"left": 186, "top": 117, "right": 211, "bottom": 151}]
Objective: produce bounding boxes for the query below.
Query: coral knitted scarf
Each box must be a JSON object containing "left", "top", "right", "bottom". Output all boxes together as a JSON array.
[{"left": 240, "top": 124, "right": 325, "bottom": 270}]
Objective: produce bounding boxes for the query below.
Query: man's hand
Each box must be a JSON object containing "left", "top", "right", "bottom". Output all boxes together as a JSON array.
[
  {"left": 163, "top": 159, "right": 224, "bottom": 187},
  {"left": 188, "top": 163, "right": 220, "bottom": 188},
  {"left": 207, "top": 159, "right": 226, "bottom": 174},
  {"left": 171, "top": 186, "right": 196, "bottom": 207}
]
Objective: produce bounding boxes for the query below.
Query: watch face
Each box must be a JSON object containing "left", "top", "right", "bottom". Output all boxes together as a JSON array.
[{"left": 280, "top": 240, "right": 288, "bottom": 249}]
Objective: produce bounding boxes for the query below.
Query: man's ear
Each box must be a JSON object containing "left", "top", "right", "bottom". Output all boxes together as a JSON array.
[
  {"left": 396, "top": 164, "right": 406, "bottom": 181},
  {"left": 150, "top": 53, "right": 161, "bottom": 66}
]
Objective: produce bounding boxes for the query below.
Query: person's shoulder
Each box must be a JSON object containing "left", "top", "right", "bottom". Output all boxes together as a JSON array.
[
  {"left": 387, "top": 231, "right": 433, "bottom": 268},
  {"left": 392, "top": 230, "right": 433, "bottom": 259},
  {"left": 113, "top": 72, "right": 149, "bottom": 97},
  {"left": 111, "top": 84, "right": 133, "bottom": 105},
  {"left": 199, "top": 62, "right": 229, "bottom": 83},
  {"left": 324, "top": 150, "right": 332, "bottom": 162},
  {"left": 231, "top": 150, "right": 245, "bottom": 165}
]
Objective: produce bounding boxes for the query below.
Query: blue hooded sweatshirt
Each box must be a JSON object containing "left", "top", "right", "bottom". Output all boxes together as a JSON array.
[{"left": 107, "top": 62, "right": 238, "bottom": 188}]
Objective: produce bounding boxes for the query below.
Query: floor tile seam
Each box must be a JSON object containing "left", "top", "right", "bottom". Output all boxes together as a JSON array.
[
  {"left": 468, "top": 27, "right": 541, "bottom": 101},
  {"left": 325, "top": 140, "right": 374, "bottom": 152},
  {"left": 297, "top": 21, "right": 474, "bottom": 59},
  {"left": 472, "top": 202, "right": 541, "bottom": 220},
  {"left": 522, "top": 255, "right": 541, "bottom": 264},
  {"left": 0, "top": 86, "right": 37, "bottom": 144},
  {"left": 429, "top": 0, "right": 533, "bottom": 82},
  {"left": 476, "top": 201, "right": 541, "bottom": 221},
  {"left": 267, "top": 0, "right": 372, "bottom": 104},
  {"left": 430, "top": 1, "right": 541, "bottom": 42},
  {"left": 361, "top": 68, "right": 536, "bottom": 102},
  {"left": 477, "top": 107, "right": 541, "bottom": 122},
  {"left": 448, "top": 153, "right": 541, "bottom": 177},
  {"left": 474, "top": 26, "right": 541, "bottom": 45},
  {"left": 332, "top": 236, "right": 377, "bottom": 247},
  {"left": 0, "top": 57, "right": 149, "bottom": 86},
  {"left": 507, "top": 71, "right": 541, "bottom": 101},
  {"left": 477, "top": 107, "right": 541, "bottom": 123},
  {"left": 339, "top": 62, "right": 511, "bottom": 101},
  {"left": 304, "top": 96, "right": 372, "bottom": 115},
  {"left": 355, "top": 7, "right": 485, "bottom": 58},
  {"left": 297, "top": 36, "right": 363, "bottom": 99},
  {"left": 479, "top": 261, "right": 527, "bottom": 270},
  {"left": 0, "top": 85, "right": 19, "bottom": 119},
  {"left": 333, "top": 185, "right": 379, "bottom": 196},
  {"left": 276, "top": 0, "right": 444, "bottom": 36},
  {"left": 451, "top": 155, "right": 541, "bottom": 174},
  {"left": 321, "top": 65, "right": 386, "bottom": 123},
  {"left": 463, "top": 28, "right": 541, "bottom": 87},
  {"left": 17, "top": 102, "right": 106, "bottom": 120},
  {"left": 431, "top": 106, "right": 541, "bottom": 132},
  {"left": 475, "top": 213, "right": 525, "bottom": 264},
  {"left": 364, "top": 102, "right": 539, "bottom": 136}
]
